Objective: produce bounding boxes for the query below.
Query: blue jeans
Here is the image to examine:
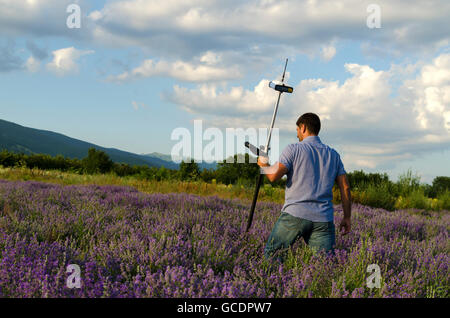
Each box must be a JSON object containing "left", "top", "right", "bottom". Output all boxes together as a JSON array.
[{"left": 264, "top": 212, "right": 336, "bottom": 260}]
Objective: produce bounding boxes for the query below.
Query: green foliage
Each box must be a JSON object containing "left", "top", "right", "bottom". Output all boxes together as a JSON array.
[
  {"left": 0, "top": 149, "right": 83, "bottom": 172},
  {"left": 113, "top": 163, "right": 139, "bottom": 177},
  {"left": 179, "top": 159, "right": 200, "bottom": 181},
  {"left": 343, "top": 169, "right": 450, "bottom": 211},
  {"left": 216, "top": 153, "right": 259, "bottom": 185},
  {"left": 156, "top": 166, "right": 169, "bottom": 181},
  {"left": 431, "top": 176, "right": 450, "bottom": 197},
  {"left": 199, "top": 168, "right": 215, "bottom": 183},
  {"left": 395, "top": 169, "right": 421, "bottom": 197},
  {"left": 82, "top": 148, "right": 114, "bottom": 174},
  {"left": 359, "top": 183, "right": 396, "bottom": 211},
  {"left": 262, "top": 183, "right": 275, "bottom": 198},
  {"left": 0, "top": 150, "right": 21, "bottom": 167},
  {"left": 422, "top": 183, "right": 435, "bottom": 198},
  {"left": 437, "top": 190, "right": 450, "bottom": 210},
  {"left": 347, "top": 170, "right": 390, "bottom": 191},
  {"left": 1, "top": 148, "right": 449, "bottom": 211},
  {"left": 404, "top": 188, "right": 429, "bottom": 210}
]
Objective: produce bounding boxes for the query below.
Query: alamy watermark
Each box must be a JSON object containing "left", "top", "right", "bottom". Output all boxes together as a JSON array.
[
  {"left": 170, "top": 120, "right": 280, "bottom": 167},
  {"left": 66, "top": 4, "right": 381, "bottom": 30},
  {"left": 66, "top": 264, "right": 81, "bottom": 289},
  {"left": 366, "top": 4, "right": 381, "bottom": 29},
  {"left": 67, "top": 4, "right": 81, "bottom": 29},
  {"left": 366, "top": 264, "right": 381, "bottom": 289}
]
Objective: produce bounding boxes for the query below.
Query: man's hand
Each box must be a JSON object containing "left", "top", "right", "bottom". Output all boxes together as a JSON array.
[
  {"left": 257, "top": 156, "right": 270, "bottom": 167},
  {"left": 336, "top": 174, "right": 352, "bottom": 236},
  {"left": 339, "top": 218, "right": 351, "bottom": 235}
]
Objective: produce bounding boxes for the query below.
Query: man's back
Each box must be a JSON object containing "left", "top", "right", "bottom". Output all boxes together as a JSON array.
[{"left": 278, "top": 135, "right": 346, "bottom": 222}]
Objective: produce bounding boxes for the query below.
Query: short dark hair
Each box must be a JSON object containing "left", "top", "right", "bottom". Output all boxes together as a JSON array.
[{"left": 296, "top": 113, "right": 321, "bottom": 135}]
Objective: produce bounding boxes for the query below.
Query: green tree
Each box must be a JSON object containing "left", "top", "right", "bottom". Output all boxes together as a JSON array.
[
  {"left": 0, "top": 149, "right": 19, "bottom": 167},
  {"left": 180, "top": 159, "right": 200, "bottom": 181},
  {"left": 113, "top": 163, "right": 137, "bottom": 177},
  {"left": 216, "top": 153, "right": 259, "bottom": 185},
  {"left": 200, "top": 168, "right": 215, "bottom": 183},
  {"left": 82, "top": 148, "right": 113, "bottom": 174},
  {"left": 396, "top": 169, "right": 421, "bottom": 197},
  {"left": 156, "top": 166, "right": 168, "bottom": 181},
  {"left": 346, "top": 169, "right": 390, "bottom": 191},
  {"left": 431, "top": 176, "right": 450, "bottom": 197}
]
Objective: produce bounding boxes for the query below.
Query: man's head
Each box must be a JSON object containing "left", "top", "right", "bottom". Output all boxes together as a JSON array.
[{"left": 296, "top": 112, "right": 321, "bottom": 141}]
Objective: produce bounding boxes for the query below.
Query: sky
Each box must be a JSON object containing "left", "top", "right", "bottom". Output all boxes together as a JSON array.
[{"left": 0, "top": 0, "right": 449, "bottom": 184}]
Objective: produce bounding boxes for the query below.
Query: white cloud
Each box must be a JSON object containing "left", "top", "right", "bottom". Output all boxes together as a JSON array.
[
  {"left": 401, "top": 54, "right": 450, "bottom": 133},
  {"left": 167, "top": 79, "right": 276, "bottom": 116},
  {"left": 108, "top": 58, "right": 241, "bottom": 82},
  {"left": 199, "top": 51, "right": 222, "bottom": 66},
  {"left": 0, "top": 0, "right": 449, "bottom": 174},
  {"left": 0, "top": 0, "right": 86, "bottom": 37},
  {"left": 320, "top": 45, "right": 336, "bottom": 62},
  {"left": 88, "top": 10, "right": 102, "bottom": 22},
  {"left": 131, "top": 100, "right": 148, "bottom": 110},
  {"left": 25, "top": 56, "right": 40, "bottom": 72},
  {"left": 1, "top": 0, "right": 449, "bottom": 78},
  {"left": 85, "top": 0, "right": 450, "bottom": 59},
  {"left": 167, "top": 53, "right": 450, "bottom": 171},
  {"left": 46, "top": 47, "right": 94, "bottom": 76}
]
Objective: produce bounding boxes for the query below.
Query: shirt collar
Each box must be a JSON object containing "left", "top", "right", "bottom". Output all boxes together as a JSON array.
[{"left": 301, "top": 135, "right": 321, "bottom": 144}]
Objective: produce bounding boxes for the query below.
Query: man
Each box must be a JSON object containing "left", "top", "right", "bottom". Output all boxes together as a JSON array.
[{"left": 257, "top": 112, "right": 351, "bottom": 260}]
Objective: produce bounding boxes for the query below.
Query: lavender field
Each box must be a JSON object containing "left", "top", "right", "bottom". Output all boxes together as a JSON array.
[{"left": 0, "top": 179, "right": 448, "bottom": 298}]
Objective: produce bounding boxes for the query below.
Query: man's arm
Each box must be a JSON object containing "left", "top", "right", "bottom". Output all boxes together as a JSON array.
[
  {"left": 257, "top": 157, "right": 288, "bottom": 183},
  {"left": 336, "top": 174, "right": 352, "bottom": 235}
]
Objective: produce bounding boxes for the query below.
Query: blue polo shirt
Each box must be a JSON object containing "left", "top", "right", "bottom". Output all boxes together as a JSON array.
[{"left": 278, "top": 135, "right": 346, "bottom": 222}]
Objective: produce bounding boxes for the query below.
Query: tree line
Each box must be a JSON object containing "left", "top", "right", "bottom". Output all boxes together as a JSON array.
[{"left": 0, "top": 148, "right": 449, "bottom": 199}]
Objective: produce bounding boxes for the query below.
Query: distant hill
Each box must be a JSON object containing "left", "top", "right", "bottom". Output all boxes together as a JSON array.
[
  {"left": 142, "top": 152, "right": 218, "bottom": 170},
  {"left": 145, "top": 152, "right": 173, "bottom": 162},
  {"left": 0, "top": 119, "right": 178, "bottom": 169}
]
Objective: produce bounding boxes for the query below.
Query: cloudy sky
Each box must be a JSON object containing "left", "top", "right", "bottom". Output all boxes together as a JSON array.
[{"left": 0, "top": 0, "right": 449, "bottom": 183}]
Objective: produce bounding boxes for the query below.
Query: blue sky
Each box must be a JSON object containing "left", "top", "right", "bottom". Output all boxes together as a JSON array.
[{"left": 0, "top": 0, "right": 449, "bottom": 184}]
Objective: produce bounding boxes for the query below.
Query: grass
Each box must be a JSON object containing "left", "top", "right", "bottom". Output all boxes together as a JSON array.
[
  {"left": 0, "top": 166, "right": 285, "bottom": 204},
  {"left": 0, "top": 165, "right": 448, "bottom": 211}
]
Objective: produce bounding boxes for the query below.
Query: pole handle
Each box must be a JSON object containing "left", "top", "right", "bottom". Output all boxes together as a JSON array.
[{"left": 246, "top": 173, "right": 264, "bottom": 232}]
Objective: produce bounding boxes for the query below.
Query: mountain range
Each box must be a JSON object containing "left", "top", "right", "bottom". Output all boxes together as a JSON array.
[{"left": 0, "top": 119, "right": 216, "bottom": 170}]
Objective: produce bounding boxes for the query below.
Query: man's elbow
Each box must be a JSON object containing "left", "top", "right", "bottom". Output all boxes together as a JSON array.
[
  {"left": 341, "top": 185, "right": 351, "bottom": 193},
  {"left": 266, "top": 172, "right": 282, "bottom": 183},
  {"left": 266, "top": 163, "right": 287, "bottom": 183},
  {"left": 266, "top": 174, "right": 276, "bottom": 183}
]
